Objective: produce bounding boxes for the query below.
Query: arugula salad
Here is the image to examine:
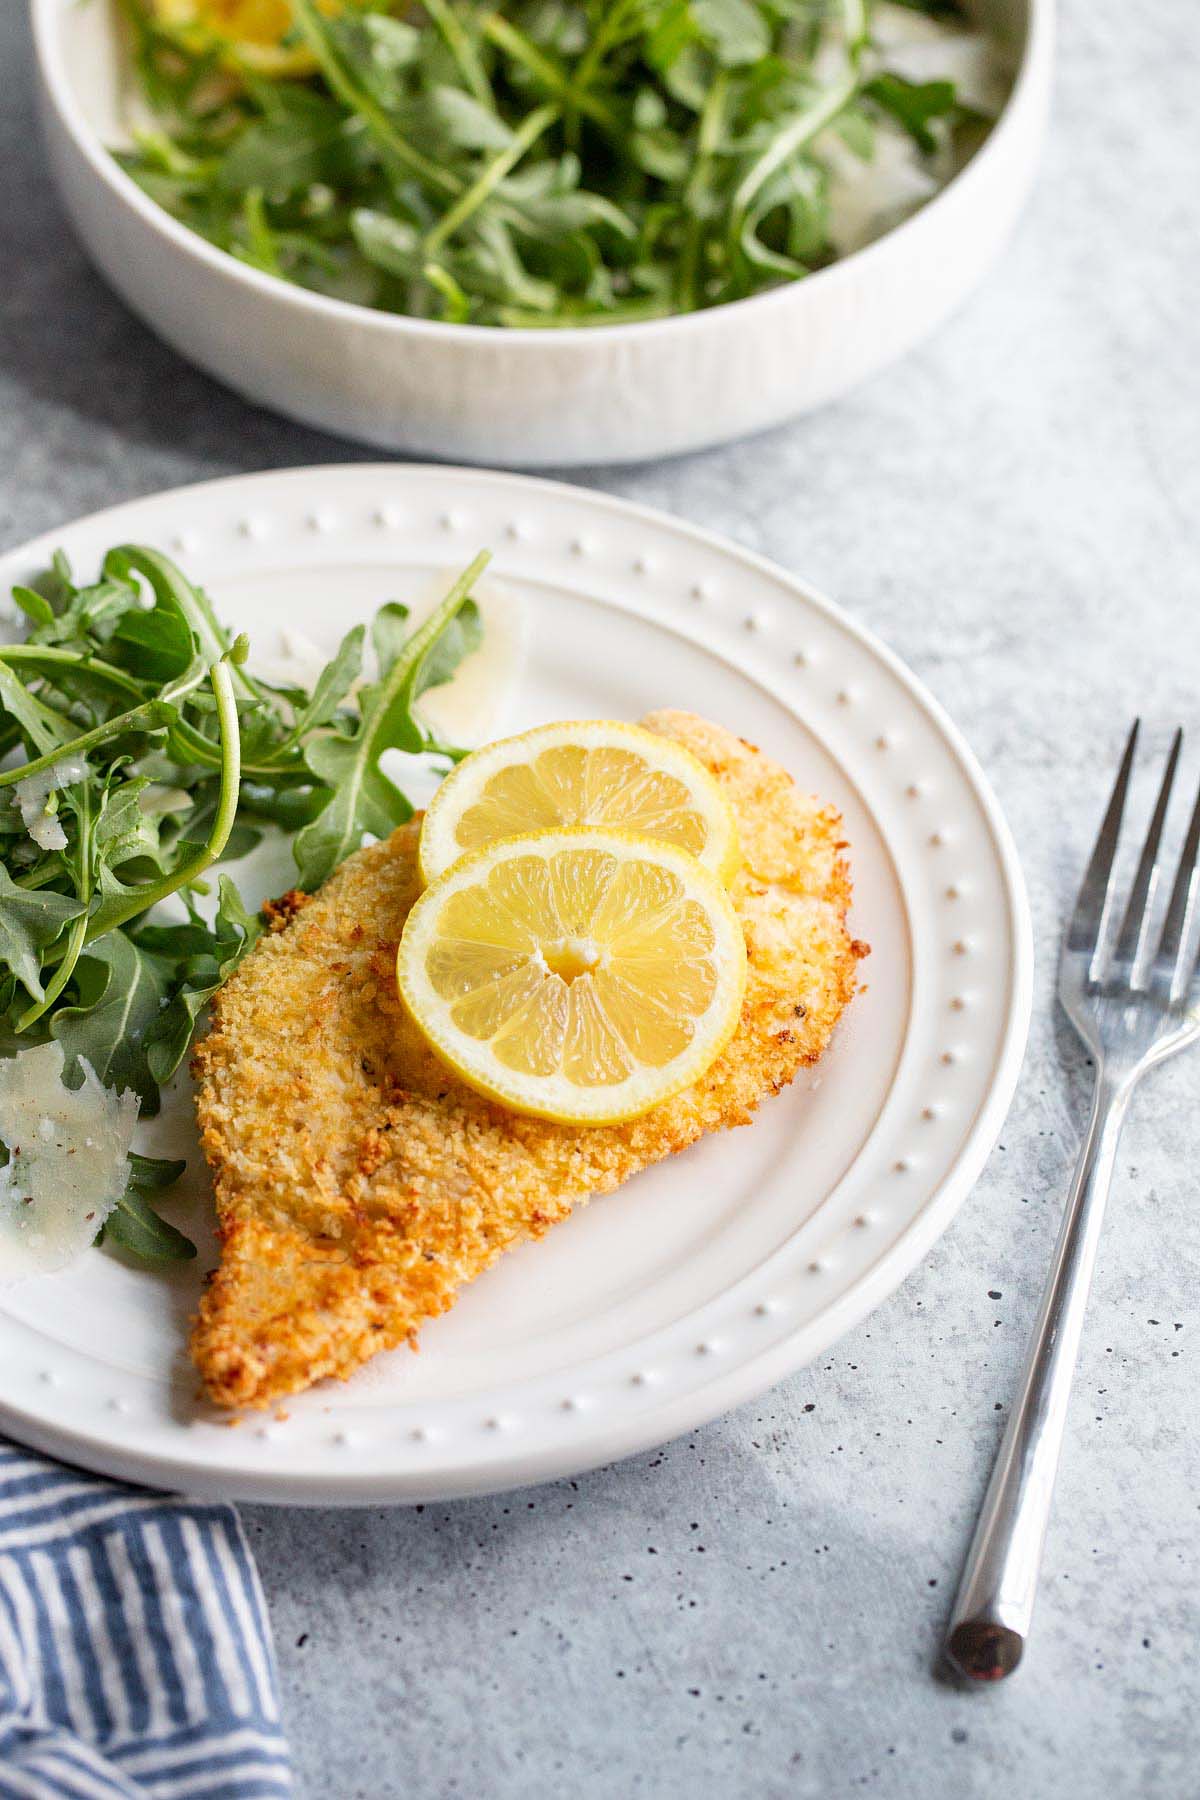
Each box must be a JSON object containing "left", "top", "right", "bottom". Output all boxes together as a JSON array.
[
  {"left": 0, "top": 545, "right": 486, "bottom": 1268},
  {"left": 114, "top": 0, "right": 1000, "bottom": 328}
]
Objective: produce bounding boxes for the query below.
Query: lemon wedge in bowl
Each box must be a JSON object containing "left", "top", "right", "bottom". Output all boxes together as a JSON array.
[
  {"left": 418, "top": 721, "right": 740, "bottom": 888},
  {"left": 397, "top": 829, "right": 747, "bottom": 1125},
  {"left": 150, "top": 0, "right": 345, "bottom": 76}
]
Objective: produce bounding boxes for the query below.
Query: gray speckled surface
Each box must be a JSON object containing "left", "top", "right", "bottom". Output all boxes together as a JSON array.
[{"left": 4, "top": 2, "right": 1200, "bottom": 1794}]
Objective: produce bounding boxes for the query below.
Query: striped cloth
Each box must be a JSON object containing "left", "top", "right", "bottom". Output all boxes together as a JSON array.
[{"left": 0, "top": 1442, "right": 291, "bottom": 1800}]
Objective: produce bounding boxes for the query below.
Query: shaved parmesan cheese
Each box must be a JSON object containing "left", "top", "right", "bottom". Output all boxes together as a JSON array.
[
  {"left": 873, "top": 3, "right": 1010, "bottom": 114},
  {"left": 253, "top": 580, "right": 525, "bottom": 758},
  {"left": 253, "top": 627, "right": 331, "bottom": 691},
  {"left": 0, "top": 1043, "right": 138, "bottom": 1282},
  {"left": 412, "top": 574, "right": 527, "bottom": 749},
  {"left": 871, "top": 1, "right": 951, "bottom": 52},
  {"left": 889, "top": 35, "right": 1008, "bottom": 115},
  {"left": 821, "top": 4, "right": 1010, "bottom": 258},
  {"left": 824, "top": 127, "right": 940, "bottom": 257},
  {"left": 13, "top": 755, "right": 90, "bottom": 853}
]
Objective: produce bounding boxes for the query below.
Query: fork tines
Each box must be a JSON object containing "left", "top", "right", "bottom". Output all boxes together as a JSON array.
[{"left": 1069, "top": 723, "right": 1200, "bottom": 1000}]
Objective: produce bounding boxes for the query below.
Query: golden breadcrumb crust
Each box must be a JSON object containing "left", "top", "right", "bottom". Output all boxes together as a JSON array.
[{"left": 190, "top": 710, "right": 867, "bottom": 1407}]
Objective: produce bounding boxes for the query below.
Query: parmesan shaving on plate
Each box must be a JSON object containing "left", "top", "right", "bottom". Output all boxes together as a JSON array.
[
  {"left": 0, "top": 1042, "right": 138, "bottom": 1282},
  {"left": 406, "top": 573, "right": 527, "bottom": 751},
  {"left": 251, "top": 627, "right": 330, "bottom": 693},
  {"left": 13, "top": 755, "right": 90, "bottom": 853}
]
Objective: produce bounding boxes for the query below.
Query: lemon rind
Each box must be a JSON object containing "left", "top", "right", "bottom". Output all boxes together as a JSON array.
[{"left": 417, "top": 719, "right": 741, "bottom": 890}]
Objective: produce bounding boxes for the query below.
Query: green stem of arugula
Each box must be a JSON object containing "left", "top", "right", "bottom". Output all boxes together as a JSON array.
[
  {"left": 841, "top": 0, "right": 869, "bottom": 59},
  {"left": 421, "top": 262, "right": 471, "bottom": 322},
  {"left": 479, "top": 15, "right": 620, "bottom": 136},
  {"left": 0, "top": 638, "right": 244, "bottom": 778},
  {"left": 82, "top": 655, "right": 242, "bottom": 945},
  {"left": 730, "top": 66, "right": 860, "bottom": 227},
  {"left": 241, "top": 188, "right": 283, "bottom": 276},
  {"left": 0, "top": 645, "right": 144, "bottom": 703},
  {"left": 19, "top": 912, "right": 89, "bottom": 1030},
  {"left": 561, "top": 0, "right": 627, "bottom": 147},
  {"left": 477, "top": 15, "right": 562, "bottom": 93},
  {"left": 569, "top": 0, "right": 639, "bottom": 107},
  {"left": 127, "top": 127, "right": 220, "bottom": 185},
  {"left": 290, "top": 0, "right": 460, "bottom": 197},
  {"left": 15, "top": 784, "right": 93, "bottom": 1033},
  {"left": 421, "top": 0, "right": 495, "bottom": 110},
  {"left": 103, "top": 547, "right": 265, "bottom": 709},
  {"left": 100, "top": 546, "right": 282, "bottom": 769},
  {"left": 679, "top": 72, "right": 729, "bottom": 313},
  {"left": 370, "top": 550, "right": 492, "bottom": 744},
  {"left": 0, "top": 697, "right": 177, "bottom": 790},
  {"left": 394, "top": 549, "right": 492, "bottom": 712},
  {"left": 425, "top": 104, "right": 559, "bottom": 255},
  {"left": 732, "top": 0, "right": 868, "bottom": 230}
]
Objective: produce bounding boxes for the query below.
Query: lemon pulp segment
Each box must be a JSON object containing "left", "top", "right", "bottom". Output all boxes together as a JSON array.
[{"left": 397, "top": 830, "right": 747, "bottom": 1124}]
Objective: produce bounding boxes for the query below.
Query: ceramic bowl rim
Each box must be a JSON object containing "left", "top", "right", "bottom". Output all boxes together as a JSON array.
[{"left": 30, "top": 0, "right": 1052, "bottom": 353}]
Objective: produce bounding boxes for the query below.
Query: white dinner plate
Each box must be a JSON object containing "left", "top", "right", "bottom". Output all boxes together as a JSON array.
[{"left": 0, "top": 467, "right": 1032, "bottom": 1504}]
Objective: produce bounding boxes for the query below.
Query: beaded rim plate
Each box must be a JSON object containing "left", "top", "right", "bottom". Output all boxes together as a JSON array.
[{"left": 0, "top": 467, "right": 1032, "bottom": 1505}]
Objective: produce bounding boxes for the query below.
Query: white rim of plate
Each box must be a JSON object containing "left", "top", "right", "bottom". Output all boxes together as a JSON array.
[{"left": 0, "top": 466, "right": 1033, "bottom": 1503}]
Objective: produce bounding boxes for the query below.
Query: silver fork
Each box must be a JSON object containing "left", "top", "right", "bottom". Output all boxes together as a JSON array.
[{"left": 943, "top": 722, "right": 1200, "bottom": 1682}]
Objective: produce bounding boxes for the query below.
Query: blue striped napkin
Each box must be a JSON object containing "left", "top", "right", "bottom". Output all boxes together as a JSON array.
[{"left": 0, "top": 1442, "right": 291, "bottom": 1800}]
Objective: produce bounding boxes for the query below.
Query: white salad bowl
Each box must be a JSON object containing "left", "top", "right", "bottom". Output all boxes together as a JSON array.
[{"left": 32, "top": 0, "right": 1052, "bottom": 467}]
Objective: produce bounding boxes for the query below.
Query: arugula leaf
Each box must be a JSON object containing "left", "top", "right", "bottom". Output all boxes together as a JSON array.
[
  {"left": 273, "top": 623, "right": 365, "bottom": 748},
  {"left": 0, "top": 662, "right": 78, "bottom": 757},
  {"left": 10, "top": 586, "right": 55, "bottom": 629},
  {"left": 109, "top": 608, "right": 197, "bottom": 681},
  {"left": 408, "top": 597, "right": 483, "bottom": 705},
  {"left": 0, "top": 869, "right": 85, "bottom": 1002},
  {"left": 425, "top": 86, "right": 514, "bottom": 153},
  {"left": 128, "top": 1151, "right": 187, "bottom": 1191},
  {"left": 293, "top": 552, "right": 489, "bottom": 887},
  {"left": 217, "top": 94, "right": 351, "bottom": 198},
  {"left": 49, "top": 930, "right": 173, "bottom": 1110},
  {"left": 691, "top": 0, "right": 770, "bottom": 69},
  {"left": 351, "top": 209, "right": 422, "bottom": 277},
  {"left": 25, "top": 569, "right": 145, "bottom": 649},
  {"left": 103, "top": 1153, "right": 196, "bottom": 1265},
  {"left": 142, "top": 877, "right": 265, "bottom": 1085},
  {"left": 360, "top": 12, "right": 422, "bottom": 72},
  {"left": 864, "top": 73, "right": 958, "bottom": 155},
  {"left": 92, "top": 779, "right": 176, "bottom": 888}
]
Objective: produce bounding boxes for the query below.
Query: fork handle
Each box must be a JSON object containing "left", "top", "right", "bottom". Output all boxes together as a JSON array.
[{"left": 943, "top": 1066, "right": 1132, "bottom": 1680}]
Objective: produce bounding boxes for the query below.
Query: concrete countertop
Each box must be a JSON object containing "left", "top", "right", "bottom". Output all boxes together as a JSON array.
[{"left": 2, "top": 2, "right": 1197, "bottom": 1793}]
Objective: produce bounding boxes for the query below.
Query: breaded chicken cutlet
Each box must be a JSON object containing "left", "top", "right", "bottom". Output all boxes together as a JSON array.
[{"left": 191, "top": 710, "right": 866, "bottom": 1408}]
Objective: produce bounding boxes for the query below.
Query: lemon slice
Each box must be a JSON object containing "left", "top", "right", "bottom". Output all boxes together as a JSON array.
[
  {"left": 150, "top": 0, "right": 342, "bottom": 77},
  {"left": 418, "top": 721, "right": 740, "bottom": 888},
  {"left": 397, "top": 829, "right": 747, "bottom": 1124}
]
